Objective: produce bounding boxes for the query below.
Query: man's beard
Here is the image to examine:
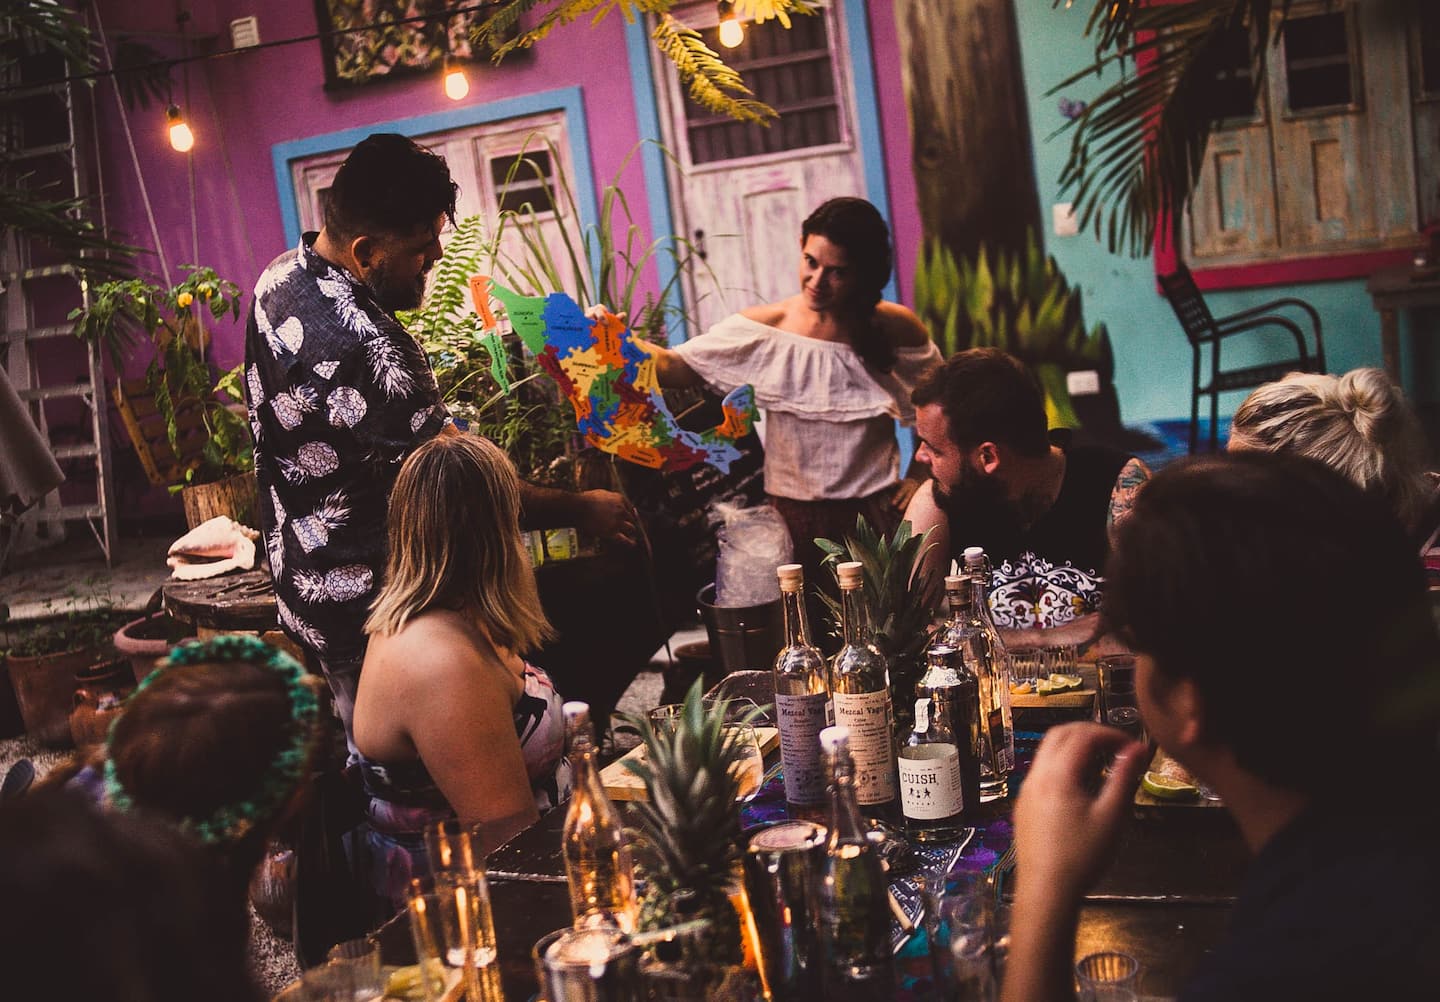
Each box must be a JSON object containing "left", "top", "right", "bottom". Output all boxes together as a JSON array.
[
  {"left": 933, "top": 462, "right": 1020, "bottom": 538},
  {"left": 366, "top": 260, "right": 427, "bottom": 312}
]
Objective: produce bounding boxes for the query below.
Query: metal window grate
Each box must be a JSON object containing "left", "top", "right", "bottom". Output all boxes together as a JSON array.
[{"left": 683, "top": 15, "right": 842, "bottom": 166}]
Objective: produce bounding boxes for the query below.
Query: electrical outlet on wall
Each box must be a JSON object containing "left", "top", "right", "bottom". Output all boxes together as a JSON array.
[
  {"left": 1067, "top": 370, "right": 1101, "bottom": 396},
  {"left": 1052, "top": 202, "right": 1078, "bottom": 238},
  {"left": 230, "top": 16, "right": 260, "bottom": 49}
]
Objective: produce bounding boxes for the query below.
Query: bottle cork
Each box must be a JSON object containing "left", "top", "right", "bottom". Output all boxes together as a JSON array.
[
  {"left": 777, "top": 563, "right": 804, "bottom": 593},
  {"left": 836, "top": 560, "right": 864, "bottom": 590}
]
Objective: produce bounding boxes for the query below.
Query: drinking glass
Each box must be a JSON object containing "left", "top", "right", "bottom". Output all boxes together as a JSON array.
[
  {"left": 939, "top": 873, "right": 999, "bottom": 1001},
  {"left": 1097, "top": 655, "right": 1145, "bottom": 742},
  {"left": 1044, "top": 643, "right": 1078, "bottom": 678},
  {"left": 326, "top": 938, "right": 384, "bottom": 1001},
  {"left": 407, "top": 873, "right": 498, "bottom": 1002},
  {"left": 724, "top": 723, "right": 765, "bottom": 803},
  {"left": 533, "top": 927, "right": 642, "bottom": 1002},
  {"left": 648, "top": 696, "right": 762, "bottom": 735},
  {"left": 424, "top": 818, "right": 475, "bottom": 876},
  {"left": 1075, "top": 950, "right": 1140, "bottom": 1002},
  {"left": 1009, "top": 647, "right": 1045, "bottom": 684}
]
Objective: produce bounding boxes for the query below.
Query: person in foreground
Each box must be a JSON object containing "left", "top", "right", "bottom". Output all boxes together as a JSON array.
[
  {"left": 630, "top": 196, "right": 937, "bottom": 574},
  {"left": 352, "top": 434, "right": 572, "bottom": 910},
  {"left": 904, "top": 348, "right": 1150, "bottom": 649},
  {"left": 245, "top": 133, "right": 634, "bottom": 748},
  {"left": 1004, "top": 452, "right": 1440, "bottom": 1002},
  {"left": 1229, "top": 367, "right": 1440, "bottom": 587},
  {"left": 0, "top": 789, "right": 263, "bottom": 1002}
]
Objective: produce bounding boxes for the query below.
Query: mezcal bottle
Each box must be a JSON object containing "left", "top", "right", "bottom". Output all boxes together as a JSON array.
[
  {"left": 561, "top": 701, "right": 637, "bottom": 932},
  {"left": 942, "top": 561, "right": 1014, "bottom": 801},
  {"left": 773, "top": 563, "right": 831, "bottom": 816},
  {"left": 898, "top": 694, "right": 969, "bottom": 842},
  {"left": 828, "top": 561, "right": 899, "bottom": 821},
  {"left": 913, "top": 643, "right": 982, "bottom": 822},
  {"left": 816, "top": 726, "right": 895, "bottom": 998}
]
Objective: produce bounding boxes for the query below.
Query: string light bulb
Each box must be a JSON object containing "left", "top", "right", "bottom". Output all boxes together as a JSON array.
[
  {"left": 166, "top": 104, "right": 194, "bottom": 153},
  {"left": 443, "top": 57, "right": 469, "bottom": 101},
  {"left": 717, "top": 1, "right": 744, "bottom": 49}
]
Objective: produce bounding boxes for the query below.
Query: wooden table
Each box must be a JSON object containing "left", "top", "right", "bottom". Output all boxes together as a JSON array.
[
  {"left": 161, "top": 568, "right": 278, "bottom": 640},
  {"left": 1365, "top": 264, "right": 1440, "bottom": 383},
  {"left": 377, "top": 739, "right": 1248, "bottom": 1001}
]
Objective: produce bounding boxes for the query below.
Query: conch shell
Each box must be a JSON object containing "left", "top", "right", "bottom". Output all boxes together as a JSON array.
[{"left": 167, "top": 516, "right": 261, "bottom": 580}]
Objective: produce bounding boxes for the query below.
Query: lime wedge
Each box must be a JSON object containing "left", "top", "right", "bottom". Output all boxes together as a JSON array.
[
  {"left": 1141, "top": 771, "right": 1200, "bottom": 801},
  {"left": 1048, "top": 673, "right": 1084, "bottom": 690},
  {"left": 1035, "top": 678, "right": 1062, "bottom": 696}
]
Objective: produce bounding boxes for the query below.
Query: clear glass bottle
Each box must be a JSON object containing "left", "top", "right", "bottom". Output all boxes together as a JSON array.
[
  {"left": 560, "top": 701, "right": 637, "bottom": 932},
  {"left": 963, "top": 547, "right": 1015, "bottom": 789},
  {"left": 913, "top": 644, "right": 981, "bottom": 821},
  {"left": 773, "top": 563, "right": 832, "bottom": 816},
  {"left": 828, "top": 561, "right": 899, "bottom": 820},
  {"left": 939, "top": 566, "right": 1012, "bottom": 802},
  {"left": 816, "top": 726, "right": 895, "bottom": 997},
  {"left": 898, "top": 694, "right": 969, "bottom": 842}
]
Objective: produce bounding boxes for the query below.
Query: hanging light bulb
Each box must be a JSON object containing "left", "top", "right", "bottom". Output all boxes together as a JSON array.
[
  {"left": 166, "top": 104, "right": 194, "bottom": 153},
  {"left": 717, "top": 1, "right": 744, "bottom": 49},
  {"left": 443, "top": 57, "right": 469, "bottom": 101}
]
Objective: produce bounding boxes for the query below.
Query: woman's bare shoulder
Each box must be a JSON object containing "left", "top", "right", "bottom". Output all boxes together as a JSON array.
[
  {"left": 739, "top": 299, "right": 791, "bottom": 328},
  {"left": 369, "top": 611, "right": 489, "bottom": 682},
  {"left": 876, "top": 301, "right": 931, "bottom": 348}
]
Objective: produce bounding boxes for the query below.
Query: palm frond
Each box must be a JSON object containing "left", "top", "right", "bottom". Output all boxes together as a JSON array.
[
  {"left": 1047, "top": 0, "right": 1290, "bottom": 255},
  {"left": 652, "top": 15, "right": 775, "bottom": 124}
]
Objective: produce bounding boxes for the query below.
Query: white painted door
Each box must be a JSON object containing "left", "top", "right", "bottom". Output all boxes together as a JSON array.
[
  {"left": 654, "top": 1, "right": 867, "bottom": 337},
  {"left": 289, "top": 112, "right": 579, "bottom": 298}
]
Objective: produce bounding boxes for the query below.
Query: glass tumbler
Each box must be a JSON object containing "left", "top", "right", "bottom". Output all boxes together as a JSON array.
[{"left": 1075, "top": 950, "right": 1140, "bottom": 1002}]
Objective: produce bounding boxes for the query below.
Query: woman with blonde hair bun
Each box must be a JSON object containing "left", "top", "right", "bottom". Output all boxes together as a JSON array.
[
  {"left": 1230, "top": 368, "right": 1439, "bottom": 579},
  {"left": 353, "top": 433, "right": 571, "bottom": 909}
]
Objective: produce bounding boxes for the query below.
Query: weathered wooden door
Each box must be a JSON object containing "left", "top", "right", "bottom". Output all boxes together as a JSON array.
[
  {"left": 654, "top": 1, "right": 866, "bottom": 336},
  {"left": 289, "top": 112, "right": 579, "bottom": 296}
]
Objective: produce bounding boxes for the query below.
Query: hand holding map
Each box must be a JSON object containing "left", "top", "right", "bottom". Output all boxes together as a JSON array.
[{"left": 470, "top": 276, "right": 757, "bottom": 473}]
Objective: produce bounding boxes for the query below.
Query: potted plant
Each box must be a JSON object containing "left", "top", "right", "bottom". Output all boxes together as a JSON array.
[
  {"left": 70, "top": 265, "right": 256, "bottom": 527},
  {"left": 618, "top": 680, "right": 764, "bottom": 998},
  {"left": 816, "top": 517, "right": 943, "bottom": 740},
  {"left": 0, "top": 582, "right": 129, "bottom": 747}
]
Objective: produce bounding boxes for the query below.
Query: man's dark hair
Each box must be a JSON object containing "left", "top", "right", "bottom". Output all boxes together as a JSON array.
[
  {"left": 1103, "top": 451, "right": 1440, "bottom": 797},
  {"left": 911, "top": 348, "right": 1050, "bottom": 456},
  {"left": 802, "top": 197, "right": 895, "bottom": 372},
  {"left": 323, "top": 133, "right": 458, "bottom": 242}
]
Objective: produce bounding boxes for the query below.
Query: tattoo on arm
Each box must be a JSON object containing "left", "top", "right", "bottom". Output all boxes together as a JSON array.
[{"left": 1107, "top": 458, "right": 1153, "bottom": 538}]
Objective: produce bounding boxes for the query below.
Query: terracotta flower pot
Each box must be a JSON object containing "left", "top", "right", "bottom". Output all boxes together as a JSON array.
[
  {"left": 6, "top": 646, "right": 106, "bottom": 748},
  {"left": 114, "top": 612, "right": 194, "bottom": 688},
  {"left": 69, "top": 658, "right": 135, "bottom": 749}
]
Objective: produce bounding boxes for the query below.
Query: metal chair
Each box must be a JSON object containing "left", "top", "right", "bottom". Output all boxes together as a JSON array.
[{"left": 1159, "top": 264, "right": 1325, "bottom": 453}]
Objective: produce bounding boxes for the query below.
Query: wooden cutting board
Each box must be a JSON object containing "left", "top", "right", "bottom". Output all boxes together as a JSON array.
[{"left": 600, "top": 726, "right": 779, "bottom": 801}]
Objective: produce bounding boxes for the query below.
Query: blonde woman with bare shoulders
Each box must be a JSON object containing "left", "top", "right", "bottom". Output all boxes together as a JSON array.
[
  {"left": 1229, "top": 368, "right": 1440, "bottom": 585},
  {"left": 637, "top": 197, "right": 939, "bottom": 576},
  {"left": 352, "top": 434, "right": 571, "bottom": 910}
]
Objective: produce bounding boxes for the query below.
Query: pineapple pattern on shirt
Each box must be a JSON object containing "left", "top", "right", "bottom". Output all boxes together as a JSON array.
[{"left": 244, "top": 234, "right": 450, "bottom": 663}]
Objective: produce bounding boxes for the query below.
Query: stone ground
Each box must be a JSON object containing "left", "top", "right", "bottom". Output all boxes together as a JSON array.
[{"left": 0, "top": 525, "right": 693, "bottom": 996}]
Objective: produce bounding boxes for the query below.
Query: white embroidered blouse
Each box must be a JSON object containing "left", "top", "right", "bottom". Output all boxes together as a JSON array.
[{"left": 673, "top": 314, "right": 941, "bottom": 500}]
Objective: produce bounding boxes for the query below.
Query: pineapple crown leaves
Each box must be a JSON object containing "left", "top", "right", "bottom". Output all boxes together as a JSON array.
[
  {"left": 815, "top": 515, "right": 942, "bottom": 661},
  {"left": 615, "top": 679, "right": 764, "bottom": 894}
]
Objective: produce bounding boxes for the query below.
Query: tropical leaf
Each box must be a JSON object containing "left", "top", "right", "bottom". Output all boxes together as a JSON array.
[{"left": 1047, "top": 0, "right": 1293, "bottom": 256}]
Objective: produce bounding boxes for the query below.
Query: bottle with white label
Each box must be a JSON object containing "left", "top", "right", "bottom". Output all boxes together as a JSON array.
[
  {"left": 828, "top": 560, "right": 898, "bottom": 821},
  {"left": 899, "top": 694, "right": 970, "bottom": 842},
  {"left": 773, "top": 563, "right": 831, "bottom": 817}
]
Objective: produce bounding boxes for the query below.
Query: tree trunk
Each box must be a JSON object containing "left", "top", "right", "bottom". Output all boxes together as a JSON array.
[
  {"left": 894, "top": 0, "right": 1043, "bottom": 265},
  {"left": 180, "top": 471, "right": 258, "bottom": 529}
]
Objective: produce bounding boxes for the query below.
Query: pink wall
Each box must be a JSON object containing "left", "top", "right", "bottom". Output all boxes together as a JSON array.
[{"left": 91, "top": 0, "right": 651, "bottom": 377}]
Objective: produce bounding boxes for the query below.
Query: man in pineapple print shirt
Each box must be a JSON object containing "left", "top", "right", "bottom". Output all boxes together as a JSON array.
[{"left": 244, "top": 134, "right": 635, "bottom": 747}]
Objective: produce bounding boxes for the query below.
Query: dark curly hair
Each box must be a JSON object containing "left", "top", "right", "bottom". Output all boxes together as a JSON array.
[
  {"left": 323, "top": 132, "right": 459, "bottom": 242},
  {"left": 802, "top": 197, "right": 895, "bottom": 372}
]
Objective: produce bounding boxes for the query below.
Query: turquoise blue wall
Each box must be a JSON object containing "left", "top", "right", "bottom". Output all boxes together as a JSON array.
[{"left": 1012, "top": 4, "right": 1406, "bottom": 424}]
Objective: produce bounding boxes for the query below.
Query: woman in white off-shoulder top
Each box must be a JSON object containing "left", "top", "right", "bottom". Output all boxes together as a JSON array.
[{"left": 642, "top": 197, "right": 940, "bottom": 573}]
